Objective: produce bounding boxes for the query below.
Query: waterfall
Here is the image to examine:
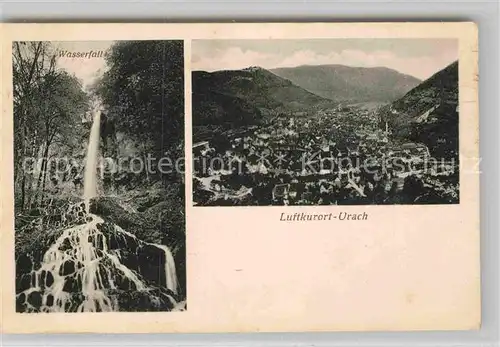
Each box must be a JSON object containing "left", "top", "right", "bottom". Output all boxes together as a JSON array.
[
  {"left": 155, "top": 245, "right": 178, "bottom": 294},
  {"left": 15, "top": 109, "right": 182, "bottom": 313},
  {"left": 15, "top": 205, "right": 180, "bottom": 313},
  {"left": 83, "top": 110, "right": 102, "bottom": 210}
]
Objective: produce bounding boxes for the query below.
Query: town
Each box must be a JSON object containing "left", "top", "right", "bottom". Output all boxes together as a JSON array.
[{"left": 192, "top": 105, "right": 459, "bottom": 206}]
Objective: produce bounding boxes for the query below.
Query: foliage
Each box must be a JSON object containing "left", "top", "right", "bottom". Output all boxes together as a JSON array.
[
  {"left": 13, "top": 42, "right": 90, "bottom": 211},
  {"left": 192, "top": 67, "right": 335, "bottom": 135},
  {"left": 93, "top": 40, "right": 184, "bottom": 183},
  {"left": 379, "top": 61, "right": 459, "bottom": 159},
  {"left": 14, "top": 41, "right": 187, "bottom": 308}
]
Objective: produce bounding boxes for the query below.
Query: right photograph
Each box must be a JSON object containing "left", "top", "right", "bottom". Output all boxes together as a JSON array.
[{"left": 191, "top": 39, "right": 459, "bottom": 206}]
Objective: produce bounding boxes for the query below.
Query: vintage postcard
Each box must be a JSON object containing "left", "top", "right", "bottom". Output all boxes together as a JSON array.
[{"left": 0, "top": 23, "right": 479, "bottom": 333}]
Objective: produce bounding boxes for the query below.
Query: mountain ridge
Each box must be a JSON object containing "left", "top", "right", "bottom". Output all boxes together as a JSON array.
[
  {"left": 379, "top": 60, "right": 459, "bottom": 158},
  {"left": 270, "top": 64, "right": 421, "bottom": 103},
  {"left": 192, "top": 67, "right": 336, "bottom": 129}
]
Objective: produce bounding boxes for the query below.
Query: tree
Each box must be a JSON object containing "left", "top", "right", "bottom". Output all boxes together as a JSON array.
[
  {"left": 93, "top": 41, "right": 184, "bottom": 184},
  {"left": 13, "top": 41, "right": 90, "bottom": 210}
]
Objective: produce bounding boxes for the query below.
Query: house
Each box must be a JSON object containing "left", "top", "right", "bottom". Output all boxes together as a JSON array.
[{"left": 401, "top": 143, "right": 430, "bottom": 159}]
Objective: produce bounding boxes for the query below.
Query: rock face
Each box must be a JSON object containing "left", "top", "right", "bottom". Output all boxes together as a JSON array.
[
  {"left": 89, "top": 196, "right": 178, "bottom": 245},
  {"left": 15, "top": 201, "right": 89, "bottom": 276},
  {"left": 15, "top": 199, "right": 184, "bottom": 313},
  {"left": 90, "top": 197, "right": 149, "bottom": 238},
  {"left": 89, "top": 195, "right": 186, "bottom": 296}
]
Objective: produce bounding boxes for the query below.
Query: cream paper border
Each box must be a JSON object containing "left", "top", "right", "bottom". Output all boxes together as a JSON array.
[{"left": 0, "top": 23, "right": 479, "bottom": 334}]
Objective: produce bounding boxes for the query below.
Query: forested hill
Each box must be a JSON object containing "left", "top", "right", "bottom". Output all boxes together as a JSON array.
[
  {"left": 271, "top": 64, "right": 421, "bottom": 103},
  {"left": 390, "top": 61, "right": 458, "bottom": 115},
  {"left": 192, "top": 66, "right": 335, "bottom": 128},
  {"left": 379, "top": 61, "right": 459, "bottom": 158}
]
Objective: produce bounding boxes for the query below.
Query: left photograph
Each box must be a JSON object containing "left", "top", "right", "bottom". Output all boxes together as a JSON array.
[{"left": 13, "top": 41, "right": 186, "bottom": 312}]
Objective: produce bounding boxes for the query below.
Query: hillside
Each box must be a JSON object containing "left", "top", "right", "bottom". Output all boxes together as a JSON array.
[
  {"left": 380, "top": 61, "right": 459, "bottom": 158},
  {"left": 192, "top": 67, "right": 335, "bottom": 129},
  {"left": 271, "top": 64, "right": 421, "bottom": 103}
]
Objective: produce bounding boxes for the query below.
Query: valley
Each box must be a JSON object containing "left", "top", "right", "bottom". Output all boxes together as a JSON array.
[{"left": 192, "top": 62, "right": 460, "bottom": 206}]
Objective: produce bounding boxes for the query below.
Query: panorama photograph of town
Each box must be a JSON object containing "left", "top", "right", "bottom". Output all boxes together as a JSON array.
[{"left": 191, "top": 39, "right": 459, "bottom": 206}]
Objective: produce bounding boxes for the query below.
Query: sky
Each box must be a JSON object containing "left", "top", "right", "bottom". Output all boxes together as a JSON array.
[
  {"left": 53, "top": 39, "right": 458, "bottom": 86},
  {"left": 192, "top": 39, "right": 458, "bottom": 80},
  {"left": 54, "top": 41, "right": 114, "bottom": 89}
]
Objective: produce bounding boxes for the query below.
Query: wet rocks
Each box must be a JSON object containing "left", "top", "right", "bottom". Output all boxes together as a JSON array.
[
  {"left": 138, "top": 244, "right": 165, "bottom": 288},
  {"left": 63, "top": 293, "right": 85, "bottom": 312},
  {"left": 107, "top": 232, "right": 121, "bottom": 250},
  {"left": 16, "top": 254, "right": 33, "bottom": 274},
  {"left": 16, "top": 292, "right": 26, "bottom": 311},
  {"left": 16, "top": 273, "right": 32, "bottom": 293},
  {"left": 116, "top": 249, "right": 139, "bottom": 272},
  {"left": 38, "top": 269, "right": 55, "bottom": 289},
  {"left": 45, "top": 271, "right": 54, "bottom": 287},
  {"left": 59, "top": 260, "right": 76, "bottom": 276},
  {"left": 59, "top": 237, "right": 72, "bottom": 251},
  {"left": 115, "top": 275, "right": 137, "bottom": 291},
  {"left": 45, "top": 294, "right": 54, "bottom": 306},
  {"left": 15, "top": 192, "right": 185, "bottom": 313},
  {"left": 27, "top": 291, "right": 42, "bottom": 307},
  {"left": 62, "top": 274, "right": 81, "bottom": 293},
  {"left": 89, "top": 197, "right": 156, "bottom": 243},
  {"left": 90, "top": 233, "right": 105, "bottom": 250},
  {"left": 112, "top": 287, "right": 176, "bottom": 312},
  {"left": 96, "top": 263, "right": 111, "bottom": 288}
]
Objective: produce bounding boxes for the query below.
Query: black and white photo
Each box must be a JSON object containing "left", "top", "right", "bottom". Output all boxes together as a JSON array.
[
  {"left": 192, "top": 39, "right": 460, "bottom": 206},
  {"left": 13, "top": 40, "right": 186, "bottom": 312}
]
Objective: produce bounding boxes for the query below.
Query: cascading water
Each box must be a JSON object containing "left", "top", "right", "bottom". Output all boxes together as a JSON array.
[
  {"left": 16, "top": 111, "right": 181, "bottom": 313},
  {"left": 154, "top": 245, "right": 178, "bottom": 295},
  {"left": 83, "top": 110, "right": 102, "bottom": 211}
]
